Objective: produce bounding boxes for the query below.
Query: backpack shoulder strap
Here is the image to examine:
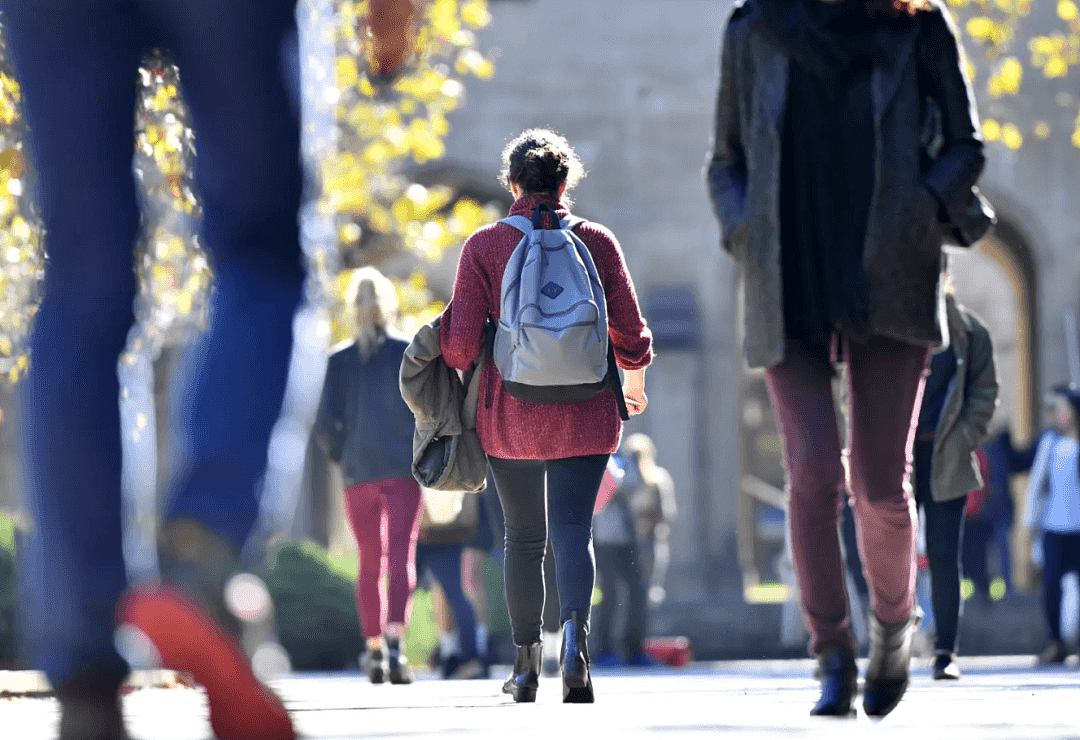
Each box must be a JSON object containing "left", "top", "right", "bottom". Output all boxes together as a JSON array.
[
  {"left": 498, "top": 215, "right": 533, "bottom": 235},
  {"left": 560, "top": 215, "right": 587, "bottom": 232}
]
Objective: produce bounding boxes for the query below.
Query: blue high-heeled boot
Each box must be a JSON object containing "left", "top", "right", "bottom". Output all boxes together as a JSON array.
[
  {"left": 811, "top": 643, "right": 857, "bottom": 717},
  {"left": 561, "top": 612, "right": 594, "bottom": 703},
  {"left": 501, "top": 642, "right": 542, "bottom": 703}
]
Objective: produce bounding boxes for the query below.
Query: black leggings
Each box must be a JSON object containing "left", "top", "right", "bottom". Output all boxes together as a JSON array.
[{"left": 487, "top": 454, "right": 609, "bottom": 646}]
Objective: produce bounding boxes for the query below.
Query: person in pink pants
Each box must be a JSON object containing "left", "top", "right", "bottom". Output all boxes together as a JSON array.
[{"left": 315, "top": 267, "right": 423, "bottom": 684}]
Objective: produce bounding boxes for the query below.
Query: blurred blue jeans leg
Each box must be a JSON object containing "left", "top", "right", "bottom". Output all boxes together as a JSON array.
[
  {"left": 417, "top": 543, "right": 479, "bottom": 660},
  {"left": 6, "top": 0, "right": 302, "bottom": 688},
  {"left": 915, "top": 569, "right": 935, "bottom": 636},
  {"left": 6, "top": 1, "right": 146, "bottom": 689},
  {"left": 991, "top": 517, "right": 1013, "bottom": 594},
  {"left": 153, "top": 0, "right": 304, "bottom": 550}
]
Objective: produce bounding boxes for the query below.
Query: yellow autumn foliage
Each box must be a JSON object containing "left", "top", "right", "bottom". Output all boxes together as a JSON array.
[{"left": 947, "top": 0, "right": 1079, "bottom": 149}]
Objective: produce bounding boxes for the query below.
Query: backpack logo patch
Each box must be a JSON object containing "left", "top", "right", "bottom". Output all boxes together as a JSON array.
[{"left": 540, "top": 281, "right": 564, "bottom": 300}]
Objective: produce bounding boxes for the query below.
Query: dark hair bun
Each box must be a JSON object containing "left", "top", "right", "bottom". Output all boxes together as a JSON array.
[
  {"left": 499, "top": 129, "right": 585, "bottom": 198},
  {"left": 512, "top": 144, "right": 568, "bottom": 194}
]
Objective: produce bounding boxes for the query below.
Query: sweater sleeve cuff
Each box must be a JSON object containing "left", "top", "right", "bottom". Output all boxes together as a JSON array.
[{"left": 615, "top": 345, "right": 653, "bottom": 371}]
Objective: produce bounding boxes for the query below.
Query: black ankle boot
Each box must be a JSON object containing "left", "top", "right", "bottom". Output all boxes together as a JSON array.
[
  {"left": 810, "top": 643, "right": 857, "bottom": 717},
  {"left": 863, "top": 613, "right": 918, "bottom": 718},
  {"left": 502, "top": 642, "right": 542, "bottom": 703},
  {"left": 560, "top": 611, "right": 594, "bottom": 704},
  {"left": 386, "top": 637, "right": 414, "bottom": 685},
  {"left": 361, "top": 646, "right": 387, "bottom": 684}
]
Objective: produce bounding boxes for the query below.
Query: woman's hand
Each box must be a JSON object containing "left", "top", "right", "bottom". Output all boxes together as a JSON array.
[{"left": 623, "top": 367, "right": 648, "bottom": 416}]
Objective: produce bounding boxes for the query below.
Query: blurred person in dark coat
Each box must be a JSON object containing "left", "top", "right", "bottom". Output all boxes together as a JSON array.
[
  {"left": 707, "top": 0, "right": 991, "bottom": 717},
  {"left": 618, "top": 433, "right": 677, "bottom": 606},
  {"left": 3, "top": 2, "right": 416, "bottom": 738},
  {"left": 592, "top": 456, "right": 648, "bottom": 667},
  {"left": 972, "top": 426, "right": 1040, "bottom": 599}
]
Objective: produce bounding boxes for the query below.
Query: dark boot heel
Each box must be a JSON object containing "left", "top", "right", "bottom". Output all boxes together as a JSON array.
[
  {"left": 502, "top": 642, "right": 542, "bottom": 703},
  {"left": 514, "top": 685, "right": 538, "bottom": 703},
  {"left": 863, "top": 613, "right": 918, "bottom": 718},
  {"left": 361, "top": 647, "right": 386, "bottom": 685},
  {"left": 386, "top": 637, "right": 415, "bottom": 685},
  {"left": 810, "top": 644, "right": 857, "bottom": 717},
  {"left": 561, "top": 612, "right": 594, "bottom": 704}
]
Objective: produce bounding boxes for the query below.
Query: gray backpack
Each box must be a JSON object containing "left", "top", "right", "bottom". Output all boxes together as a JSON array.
[{"left": 493, "top": 204, "right": 626, "bottom": 416}]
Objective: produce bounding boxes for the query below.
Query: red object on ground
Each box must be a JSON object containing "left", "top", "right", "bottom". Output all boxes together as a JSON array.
[
  {"left": 117, "top": 585, "right": 295, "bottom": 740},
  {"left": 642, "top": 637, "right": 693, "bottom": 667},
  {"left": 594, "top": 468, "right": 619, "bottom": 513}
]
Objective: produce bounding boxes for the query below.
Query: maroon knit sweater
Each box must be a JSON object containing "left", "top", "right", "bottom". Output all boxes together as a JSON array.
[{"left": 440, "top": 194, "right": 653, "bottom": 460}]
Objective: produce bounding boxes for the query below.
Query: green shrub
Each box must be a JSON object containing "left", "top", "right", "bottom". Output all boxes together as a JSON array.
[
  {"left": 264, "top": 540, "right": 441, "bottom": 671},
  {"left": 0, "top": 513, "right": 15, "bottom": 668},
  {"left": 263, "top": 540, "right": 364, "bottom": 671}
]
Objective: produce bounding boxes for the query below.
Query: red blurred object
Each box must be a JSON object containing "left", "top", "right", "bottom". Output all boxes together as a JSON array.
[
  {"left": 642, "top": 637, "right": 693, "bottom": 667},
  {"left": 965, "top": 448, "right": 991, "bottom": 520},
  {"left": 594, "top": 468, "right": 619, "bottom": 513},
  {"left": 917, "top": 554, "right": 929, "bottom": 571}
]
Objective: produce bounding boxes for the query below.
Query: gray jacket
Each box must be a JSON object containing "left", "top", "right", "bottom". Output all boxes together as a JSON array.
[
  {"left": 398, "top": 313, "right": 488, "bottom": 493},
  {"left": 707, "top": 0, "right": 989, "bottom": 368},
  {"left": 924, "top": 295, "right": 998, "bottom": 502}
]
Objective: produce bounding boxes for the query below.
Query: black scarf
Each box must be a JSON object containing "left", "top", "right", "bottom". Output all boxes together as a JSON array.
[
  {"left": 749, "top": 0, "right": 901, "bottom": 82},
  {"left": 765, "top": 0, "right": 896, "bottom": 364}
]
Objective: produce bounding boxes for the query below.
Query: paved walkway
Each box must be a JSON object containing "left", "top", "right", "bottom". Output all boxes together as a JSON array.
[{"left": 2, "top": 657, "right": 1079, "bottom": 739}]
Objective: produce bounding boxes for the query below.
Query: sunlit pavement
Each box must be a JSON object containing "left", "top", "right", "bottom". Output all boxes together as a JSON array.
[{"left": 3, "top": 656, "right": 1079, "bottom": 739}]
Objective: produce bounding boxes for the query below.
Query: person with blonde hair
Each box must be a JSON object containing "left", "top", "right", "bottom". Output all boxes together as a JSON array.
[
  {"left": 593, "top": 434, "right": 675, "bottom": 667},
  {"left": 620, "top": 433, "right": 676, "bottom": 605},
  {"left": 315, "top": 266, "right": 423, "bottom": 684}
]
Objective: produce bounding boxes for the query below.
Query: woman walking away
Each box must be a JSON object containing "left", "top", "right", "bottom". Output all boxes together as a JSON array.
[
  {"left": 441, "top": 128, "right": 653, "bottom": 703},
  {"left": 315, "top": 267, "right": 423, "bottom": 685},
  {"left": 1023, "top": 387, "right": 1080, "bottom": 666},
  {"left": 707, "top": 0, "right": 992, "bottom": 718}
]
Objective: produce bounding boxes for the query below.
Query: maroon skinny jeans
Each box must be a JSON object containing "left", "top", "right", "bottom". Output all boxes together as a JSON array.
[
  {"left": 344, "top": 478, "right": 423, "bottom": 639},
  {"left": 765, "top": 334, "right": 930, "bottom": 654}
]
